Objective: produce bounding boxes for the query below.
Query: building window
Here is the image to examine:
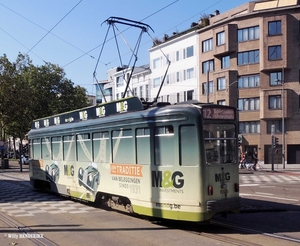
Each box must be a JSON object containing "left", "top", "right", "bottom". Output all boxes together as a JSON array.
[
  {"left": 267, "top": 120, "right": 283, "bottom": 133},
  {"left": 184, "top": 68, "right": 194, "bottom": 80},
  {"left": 269, "top": 95, "right": 281, "bottom": 109},
  {"left": 237, "top": 26, "right": 259, "bottom": 42},
  {"left": 153, "top": 57, "right": 161, "bottom": 69},
  {"left": 268, "top": 20, "right": 281, "bottom": 36},
  {"left": 176, "top": 71, "right": 180, "bottom": 82},
  {"left": 202, "top": 38, "right": 213, "bottom": 52},
  {"left": 187, "top": 90, "right": 193, "bottom": 100},
  {"left": 238, "top": 75, "right": 260, "bottom": 88},
  {"left": 116, "top": 76, "right": 124, "bottom": 87},
  {"left": 239, "top": 121, "right": 260, "bottom": 134},
  {"left": 176, "top": 51, "right": 180, "bottom": 61},
  {"left": 238, "top": 50, "right": 259, "bottom": 65},
  {"left": 202, "top": 81, "right": 214, "bottom": 94},
  {"left": 270, "top": 72, "right": 282, "bottom": 86},
  {"left": 221, "top": 55, "right": 230, "bottom": 69},
  {"left": 140, "top": 86, "right": 143, "bottom": 98},
  {"left": 165, "top": 54, "right": 169, "bottom": 64},
  {"left": 216, "top": 31, "right": 225, "bottom": 45},
  {"left": 202, "top": 60, "right": 214, "bottom": 73},
  {"left": 133, "top": 88, "right": 137, "bottom": 96},
  {"left": 153, "top": 77, "right": 161, "bottom": 88},
  {"left": 145, "top": 85, "right": 149, "bottom": 100},
  {"left": 217, "top": 100, "right": 226, "bottom": 105},
  {"left": 166, "top": 74, "right": 170, "bottom": 84},
  {"left": 184, "top": 46, "right": 194, "bottom": 58},
  {"left": 238, "top": 98, "right": 260, "bottom": 111},
  {"left": 217, "top": 77, "right": 226, "bottom": 91},
  {"left": 268, "top": 45, "right": 281, "bottom": 60}
]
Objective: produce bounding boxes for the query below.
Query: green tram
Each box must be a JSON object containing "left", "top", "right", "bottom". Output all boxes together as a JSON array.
[{"left": 28, "top": 97, "right": 240, "bottom": 222}]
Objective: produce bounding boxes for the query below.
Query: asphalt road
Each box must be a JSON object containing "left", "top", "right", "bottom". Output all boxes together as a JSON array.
[{"left": 0, "top": 162, "right": 300, "bottom": 245}]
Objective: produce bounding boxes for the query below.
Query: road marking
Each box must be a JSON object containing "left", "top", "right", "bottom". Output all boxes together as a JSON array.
[
  {"left": 255, "top": 192, "right": 273, "bottom": 195},
  {"left": 239, "top": 184, "right": 259, "bottom": 187},
  {"left": 240, "top": 193, "right": 299, "bottom": 201}
]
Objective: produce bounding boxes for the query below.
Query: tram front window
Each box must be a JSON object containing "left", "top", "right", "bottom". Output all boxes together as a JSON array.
[{"left": 203, "top": 124, "right": 237, "bottom": 165}]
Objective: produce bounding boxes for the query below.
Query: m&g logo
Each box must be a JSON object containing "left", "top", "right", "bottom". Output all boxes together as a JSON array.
[{"left": 152, "top": 171, "right": 184, "bottom": 189}]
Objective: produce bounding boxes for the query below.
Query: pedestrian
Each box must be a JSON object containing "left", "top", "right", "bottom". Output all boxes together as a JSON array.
[
  {"left": 253, "top": 151, "right": 258, "bottom": 171},
  {"left": 239, "top": 151, "right": 245, "bottom": 169}
]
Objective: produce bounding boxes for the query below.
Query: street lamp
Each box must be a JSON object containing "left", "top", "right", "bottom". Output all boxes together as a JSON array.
[{"left": 275, "top": 77, "right": 285, "bottom": 169}]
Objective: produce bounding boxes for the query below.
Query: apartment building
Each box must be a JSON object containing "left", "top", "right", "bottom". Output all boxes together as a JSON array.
[
  {"left": 149, "top": 29, "right": 200, "bottom": 103},
  {"left": 97, "top": 0, "right": 300, "bottom": 165},
  {"left": 95, "top": 65, "right": 151, "bottom": 103},
  {"left": 194, "top": 0, "right": 300, "bottom": 166}
]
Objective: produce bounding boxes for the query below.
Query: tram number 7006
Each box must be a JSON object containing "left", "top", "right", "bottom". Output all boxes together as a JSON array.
[{"left": 220, "top": 189, "right": 228, "bottom": 195}]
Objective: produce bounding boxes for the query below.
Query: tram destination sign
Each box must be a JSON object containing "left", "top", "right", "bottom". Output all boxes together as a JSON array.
[
  {"left": 202, "top": 107, "right": 235, "bottom": 120},
  {"left": 31, "top": 97, "right": 144, "bottom": 129}
]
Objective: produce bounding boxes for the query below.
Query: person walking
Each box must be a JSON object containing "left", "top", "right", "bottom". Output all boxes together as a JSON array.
[{"left": 253, "top": 151, "right": 258, "bottom": 171}]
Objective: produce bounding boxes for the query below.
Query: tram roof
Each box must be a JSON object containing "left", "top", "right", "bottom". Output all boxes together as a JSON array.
[{"left": 30, "top": 97, "right": 235, "bottom": 130}]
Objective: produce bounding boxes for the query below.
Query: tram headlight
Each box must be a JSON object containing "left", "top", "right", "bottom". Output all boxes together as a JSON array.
[{"left": 208, "top": 185, "right": 213, "bottom": 195}]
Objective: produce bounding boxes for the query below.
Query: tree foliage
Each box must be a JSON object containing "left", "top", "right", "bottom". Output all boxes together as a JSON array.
[{"left": 0, "top": 53, "right": 89, "bottom": 140}]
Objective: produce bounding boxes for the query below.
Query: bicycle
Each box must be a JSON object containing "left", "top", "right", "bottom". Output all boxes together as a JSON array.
[{"left": 255, "top": 161, "right": 264, "bottom": 171}]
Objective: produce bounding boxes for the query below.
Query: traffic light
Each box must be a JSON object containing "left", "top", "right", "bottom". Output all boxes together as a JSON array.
[{"left": 273, "top": 137, "right": 279, "bottom": 149}]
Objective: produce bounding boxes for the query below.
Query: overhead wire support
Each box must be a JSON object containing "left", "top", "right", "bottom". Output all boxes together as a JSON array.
[
  {"left": 94, "top": 16, "right": 154, "bottom": 103},
  {"left": 103, "top": 16, "right": 154, "bottom": 33}
]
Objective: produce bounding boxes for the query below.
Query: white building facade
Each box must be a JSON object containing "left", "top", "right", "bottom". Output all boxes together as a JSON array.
[{"left": 149, "top": 30, "right": 200, "bottom": 103}]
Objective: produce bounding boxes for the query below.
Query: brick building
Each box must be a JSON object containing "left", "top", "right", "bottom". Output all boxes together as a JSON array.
[
  {"left": 149, "top": 0, "right": 300, "bottom": 166},
  {"left": 197, "top": 0, "right": 300, "bottom": 166},
  {"left": 99, "top": 0, "right": 300, "bottom": 166}
]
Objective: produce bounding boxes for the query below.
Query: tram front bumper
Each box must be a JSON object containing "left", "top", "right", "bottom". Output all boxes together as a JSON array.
[{"left": 207, "top": 197, "right": 241, "bottom": 213}]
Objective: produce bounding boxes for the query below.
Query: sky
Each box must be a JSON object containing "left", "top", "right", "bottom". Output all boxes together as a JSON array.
[{"left": 0, "top": 0, "right": 250, "bottom": 95}]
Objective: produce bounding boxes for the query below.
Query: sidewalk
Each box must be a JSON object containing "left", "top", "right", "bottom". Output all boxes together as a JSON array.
[
  {"left": 0, "top": 159, "right": 29, "bottom": 173},
  {"left": 239, "top": 163, "right": 300, "bottom": 174}
]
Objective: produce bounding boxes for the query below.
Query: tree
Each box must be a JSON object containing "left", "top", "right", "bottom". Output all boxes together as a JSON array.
[{"left": 0, "top": 53, "right": 89, "bottom": 141}]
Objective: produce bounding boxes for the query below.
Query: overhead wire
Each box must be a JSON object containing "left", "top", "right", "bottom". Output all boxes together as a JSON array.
[
  {"left": 62, "top": 0, "right": 179, "bottom": 68},
  {"left": 0, "top": 26, "right": 46, "bottom": 62},
  {"left": 25, "top": 0, "right": 83, "bottom": 55},
  {"left": 0, "top": 2, "right": 95, "bottom": 61}
]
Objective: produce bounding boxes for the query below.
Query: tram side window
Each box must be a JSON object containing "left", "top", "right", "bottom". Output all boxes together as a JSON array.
[
  {"left": 136, "top": 128, "right": 150, "bottom": 165},
  {"left": 32, "top": 138, "right": 41, "bottom": 159},
  {"left": 179, "top": 125, "right": 198, "bottom": 166},
  {"left": 155, "top": 126, "right": 174, "bottom": 166},
  {"left": 63, "top": 135, "right": 75, "bottom": 162},
  {"left": 51, "top": 136, "right": 62, "bottom": 161},
  {"left": 112, "top": 129, "right": 133, "bottom": 164},
  {"left": 76, "top": 133, "right": 91, "bottom": 162},
  {"left": 93, "top": 132, "right": 110, "bottom": 163},
  {"left": 41, "top": 137, "right": 51, "bottom": 160}
]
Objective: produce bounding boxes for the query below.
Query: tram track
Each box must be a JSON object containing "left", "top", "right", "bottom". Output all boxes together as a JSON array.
[
  {"left": 208, "top": 218, "right": 300, "bottom": 245},
  {"left": 0, "top": 212, "right": 59, "bottom": 246},
  {"left": 2, "top": 173, "right": 300, "bottom": 245}
]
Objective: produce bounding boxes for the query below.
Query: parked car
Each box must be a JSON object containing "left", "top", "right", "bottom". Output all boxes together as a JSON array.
[{"left": 21, "top": 155, "right": 29, "bottom": 165}]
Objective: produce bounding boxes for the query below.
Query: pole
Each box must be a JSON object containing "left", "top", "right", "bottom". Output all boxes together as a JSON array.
[
  {"left": 271, "top": 125, "right": 275, "bottom": 171},
  {"left": 206, "top": 68, "right": 209, "bottom": 103},
  {"left": 282, "top": 67, "right": 285, "bottom": 169}
]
